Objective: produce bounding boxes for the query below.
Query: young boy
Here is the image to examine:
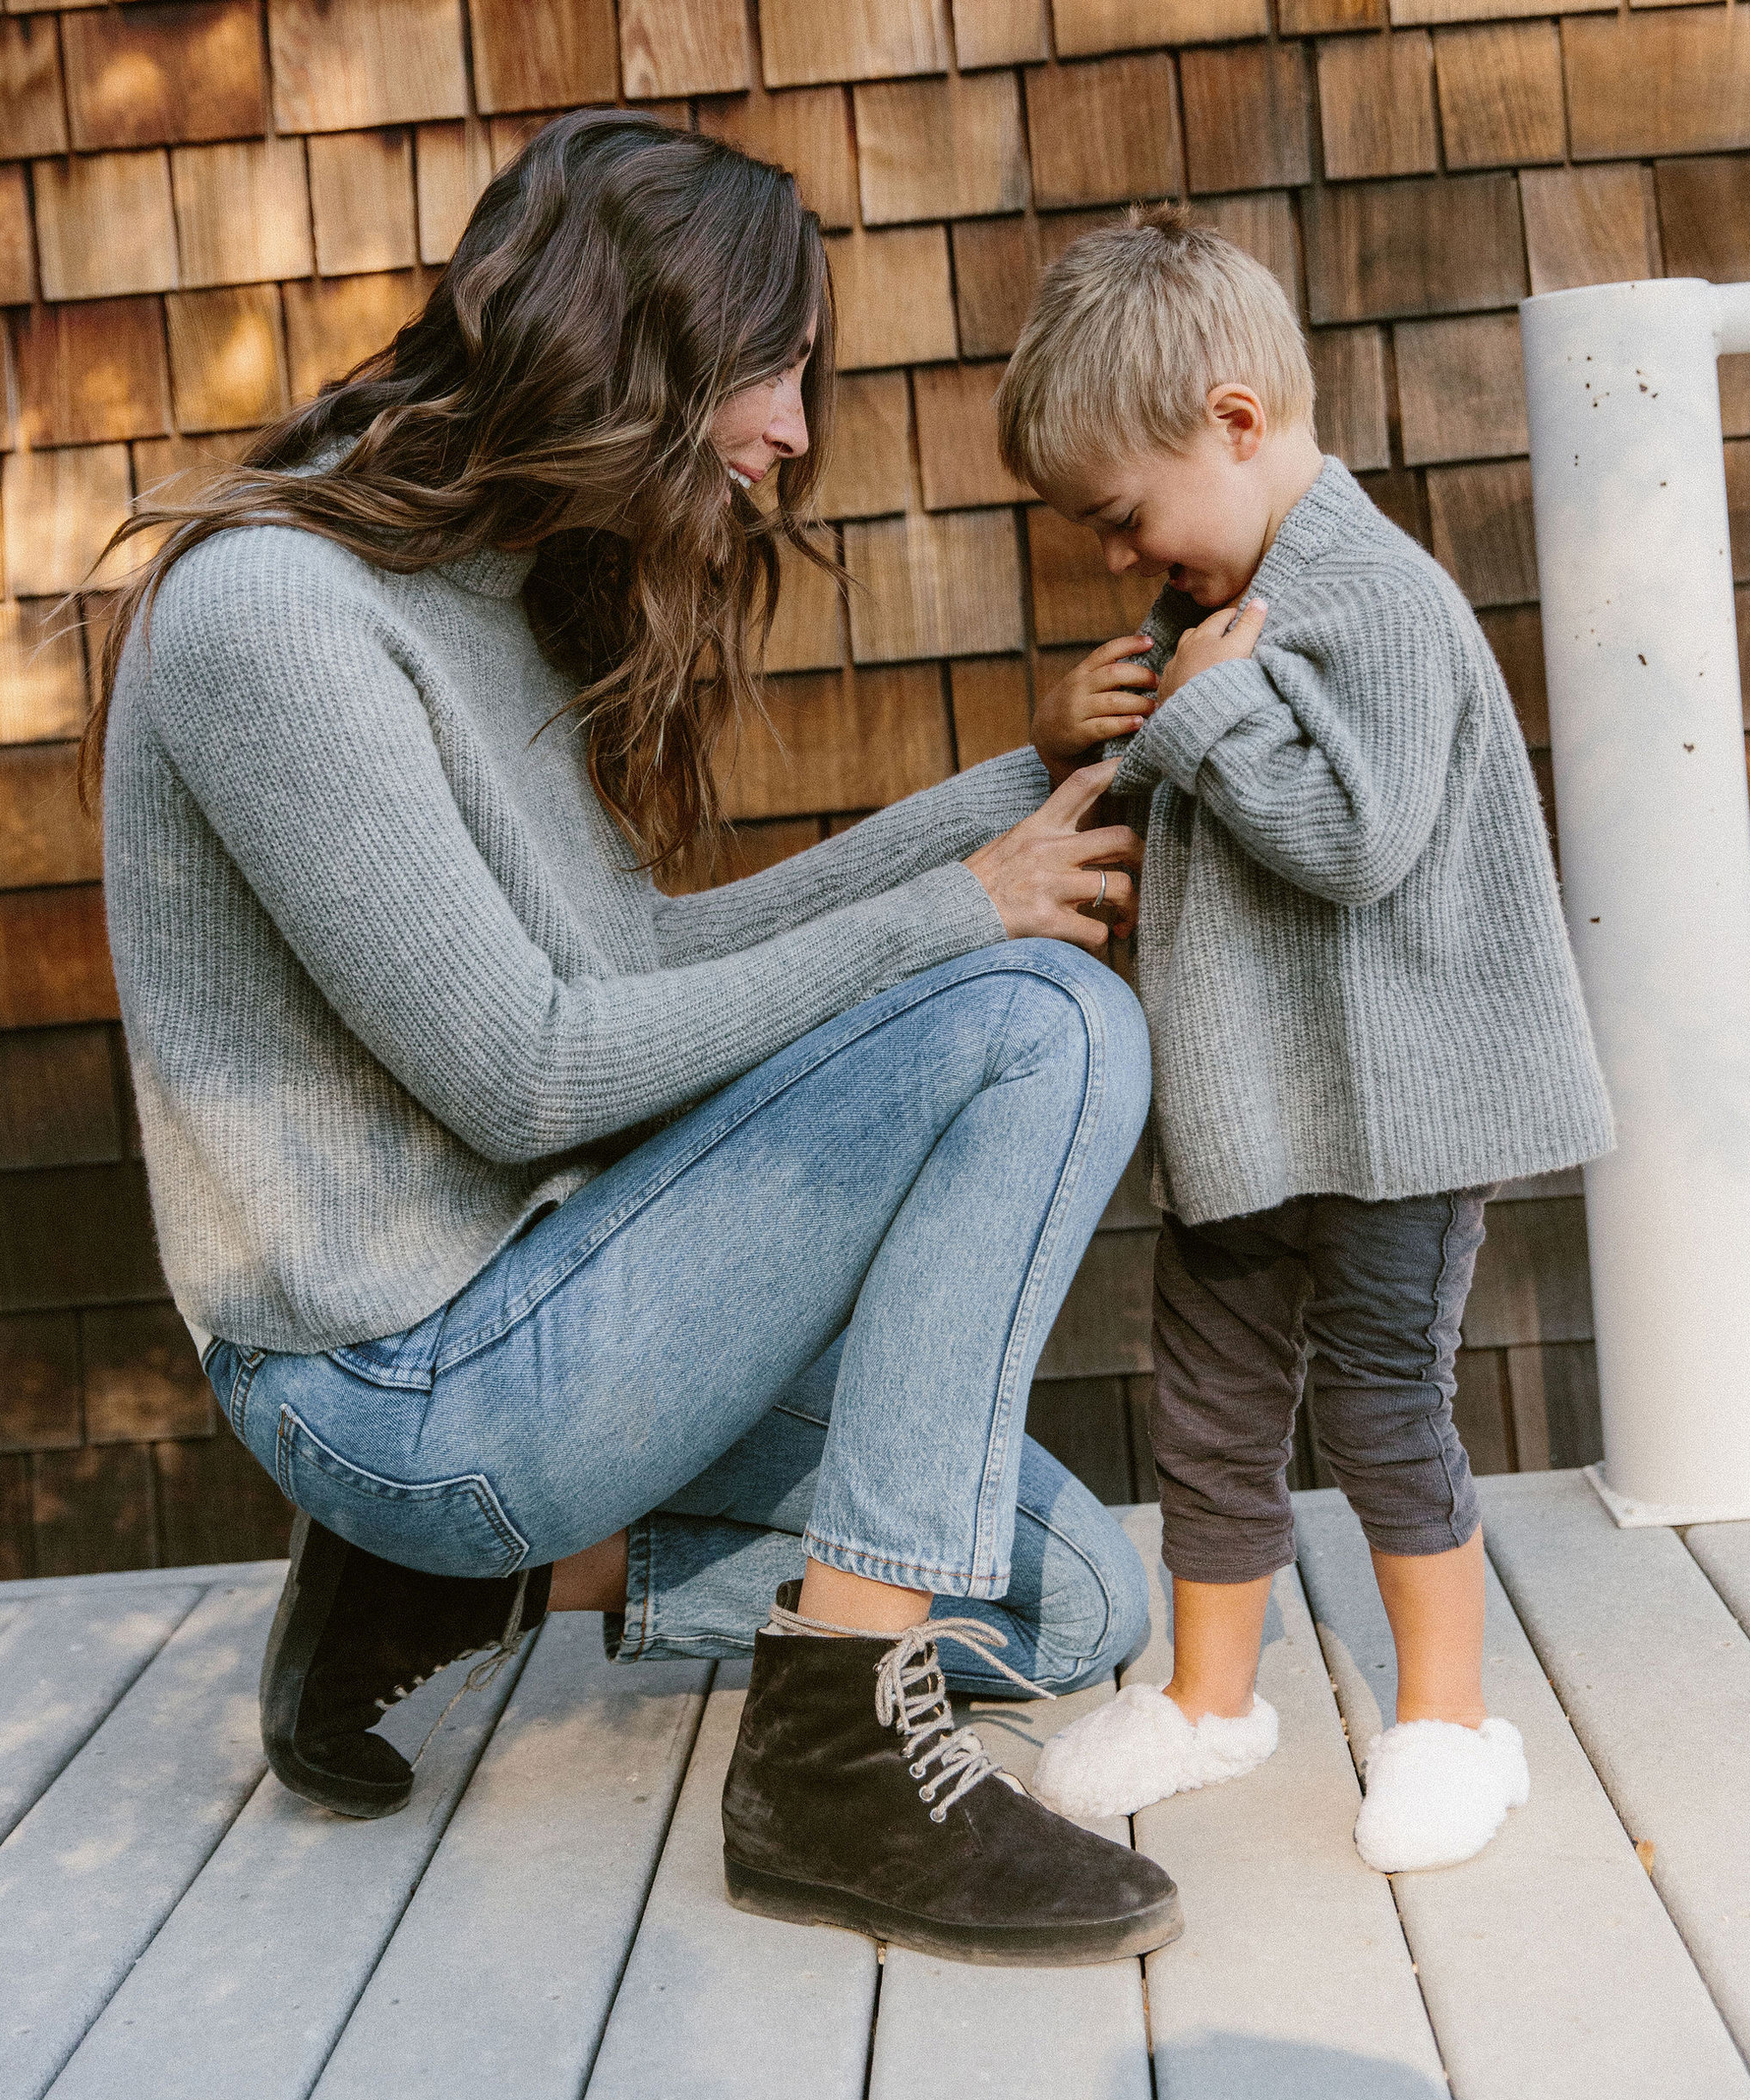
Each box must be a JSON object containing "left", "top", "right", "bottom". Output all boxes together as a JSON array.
[{"left": 995, "top": 205, "right": 1613, "bottom": 1872}]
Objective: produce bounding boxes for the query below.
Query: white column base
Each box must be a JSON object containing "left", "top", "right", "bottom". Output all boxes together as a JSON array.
[{"left": 1583, "top": 1463, "right": 1750, "bottom": 1530}]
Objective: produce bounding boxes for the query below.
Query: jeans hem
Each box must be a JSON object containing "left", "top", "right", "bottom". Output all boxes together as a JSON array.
[{"left": 800, "top": 1529, "right": 1005, "bottom": 1600}]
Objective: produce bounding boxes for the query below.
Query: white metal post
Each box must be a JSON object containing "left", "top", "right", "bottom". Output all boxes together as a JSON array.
[{"left": 1521, "top": 278, "right": 1750, "bottom": 1524}]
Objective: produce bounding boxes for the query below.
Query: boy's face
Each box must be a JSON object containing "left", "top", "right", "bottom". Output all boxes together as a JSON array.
[{"left": 1039, "top": 395, "right": 1278, "bottom": 610}]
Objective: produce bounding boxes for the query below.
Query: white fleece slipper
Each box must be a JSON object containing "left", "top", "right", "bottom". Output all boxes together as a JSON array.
[
  {"left": 1030, "top": 1684, "right": 1278, "bottom": 1822},
  {"left": 1353, "top": 1717, "right": 1530, "bottom": 1872}
]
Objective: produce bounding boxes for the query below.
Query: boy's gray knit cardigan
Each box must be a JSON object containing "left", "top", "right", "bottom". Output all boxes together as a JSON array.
[
  {"left": 103, "top": 527, "right": 1046, "bottom": 1355},
  {"left": 1110, "top": 456, "right": 1613, "bottom": 1225}
]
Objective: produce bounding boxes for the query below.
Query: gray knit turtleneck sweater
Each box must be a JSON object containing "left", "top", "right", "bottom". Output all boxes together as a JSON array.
[
  {"left": 1110, "top": 456, "right": 1613, "bottom": 1225},
  {"left": 103, "top": 526, "right": 1047, "bottom": 1353}
]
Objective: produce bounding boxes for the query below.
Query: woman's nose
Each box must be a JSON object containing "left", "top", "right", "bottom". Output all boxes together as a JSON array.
[{"left": 766, "top": 379, "right": 809, "bottom": 458}]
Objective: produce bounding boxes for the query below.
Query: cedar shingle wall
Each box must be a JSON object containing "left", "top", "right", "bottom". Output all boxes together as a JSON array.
[{"left": 4, "top": 0, "right": 1736, "bottom": 1572}]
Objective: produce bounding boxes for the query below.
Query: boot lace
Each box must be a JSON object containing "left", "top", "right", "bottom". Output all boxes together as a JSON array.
[
  {"left": 372, "top": 1569, "right": 541, "bottom": 1767},
  {"left": 766, "top": 1601, "right": 1053, "bottom": 1825}
]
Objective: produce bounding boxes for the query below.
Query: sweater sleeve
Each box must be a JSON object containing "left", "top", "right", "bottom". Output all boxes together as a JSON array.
[
  {"left": 1109, "top": 572, "right": 1463, "bottom": 906},
  {"left": 136, "top": 540, "right": 1010, "bottom": 1166},
  {"left": 650, "top": 747, "right": 1049, "bottom": 966}
]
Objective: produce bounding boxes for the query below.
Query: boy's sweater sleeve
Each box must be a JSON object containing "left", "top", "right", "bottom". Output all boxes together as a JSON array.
[{"left": 1108, "top": 572, "right": 1462, "bottom": 907}]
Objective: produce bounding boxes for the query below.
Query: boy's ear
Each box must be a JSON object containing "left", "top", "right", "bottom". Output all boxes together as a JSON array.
[{"left": 1207, "top": 384, "right": 1266, "bottom": 463}]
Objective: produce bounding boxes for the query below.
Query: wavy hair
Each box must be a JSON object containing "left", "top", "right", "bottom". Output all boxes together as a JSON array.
[{"left": 80, "top": 109, "right": 836, "bottom": 870}]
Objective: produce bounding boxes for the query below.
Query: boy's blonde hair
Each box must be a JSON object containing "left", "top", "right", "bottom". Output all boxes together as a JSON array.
[{"left": 995, "top": 201, "right": 1315, "bottom": 494}]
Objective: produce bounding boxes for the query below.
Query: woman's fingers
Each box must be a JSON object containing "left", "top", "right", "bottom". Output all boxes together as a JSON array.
[
  {"left": 1040, "top": 755, "right": 1123, "bottom": 825},
  {"left": 1065, "top": 820, "right": 1144, "bottom": 869}
]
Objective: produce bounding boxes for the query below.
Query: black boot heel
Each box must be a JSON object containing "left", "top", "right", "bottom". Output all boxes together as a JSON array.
[{"left": 260, "top": 1509, "right": 551, "bottom": 1819}]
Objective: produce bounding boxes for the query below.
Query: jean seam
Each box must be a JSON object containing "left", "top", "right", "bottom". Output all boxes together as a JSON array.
[
  {"left": 228, "top": 1351, "right": 262, "bottom": 1442},
  {"left": 969, "top": 965, "right": 1113, "bottom": 1587},
  {"left": 433, "top": 949, "right": 1103, "bottom": 1374}
]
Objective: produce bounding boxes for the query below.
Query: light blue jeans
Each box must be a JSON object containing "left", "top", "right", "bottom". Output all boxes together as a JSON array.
[{"left": 206, "top": 942, "right": 1154, "bottom": 1694}]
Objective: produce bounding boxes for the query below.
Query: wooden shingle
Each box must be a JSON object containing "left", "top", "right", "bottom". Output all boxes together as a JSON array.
[
  {"left": 0, "top": 602, "right": 88, "bottom": 747},
  {"left": 1656, "top": 158, "right": 1750, "bottom": 286},
  {"left": 172, "top": 139, "right": 312, "bottom": 289},
  {"left": 827, "top": 227, "right": 957, "bottom": 370},
  {"left": 1564, "top": 10, "right": 1750, "bottom": 164},
  {"left": 951, "top": 217, "right": 1041, "bottom": 358},
  {"left": 83, "top": 1306, "right": 214, "bottom": 1445},
  {"left": 1427, "top": 458, "right": 1537, "bottom": 607},
  {"left": 1195, "top": 192, "right": 1302, "bottom": 314},
  {"left": 13, "top": 301, "right": 172, "bottom": 452},
  {"left": 1391, "top": 0, "right": 1603, "bottom": 26},
  {"left": 1478, "top": 603, "right": 1547, "bottom": 746},
  {"left": 2, "top": 445, "right": 132, "bottom": 600},
  {"left": 414, "top": 122, "right": 495, "bottom": 264},
  {"left": 949, "top": 655, "right": 1031, "bottom": 765},
  {"left": 270, "top": 0, "right": 466, "bottom": 133},
  {"left": 1279, "top": 0, "right": 1382, "bottom": 31},
  {"left": 1026, "top": 505, "right": 1157, "bottom": 646},
  {"left": 764, "top": 536, "right": 845, "bottom": 675},
  {"left": 467, "top": 0, "right": 616, "bottom": 113},
  {"left": 1025, "top": 54, "right": 1181, "bottom": 210},
  {"left": 1303, "top": 173, "right": 1526, "bottom": 324},
  {"left": 855, "top": 73, "right": 1028, "bottom": 224},
  {"left": 697, "top": 88, "right": 857, "bottom": 228},
  {"left": 843, "top": 509, "right": 1023, "bottom": 661},
  {"left": 1317, "top": 32, "right": 1438, "bottom": 182},
  {"left": 1434, "top": 24, "right": 1564, "bottom": 172},
  {"left": 33, "top": 152, "right": 178, "bottom": 303},
  {"left": 0, "top": 1311, "right": 82, "bottom": 1451},
  {"left": 309, "top": 130, "right": 418, "bottom": 277},
  {"left": 0, "top": 745, "right": 101, "bottom": 892},
  {"left": 718, "top": 663, "right": 953, "bottom": 816},
  {"left": 0, "top": 16, "right": 66, "bottom": 158},
  {"left": 914, "top": 362, "right": 1030, "bottom": 510},
  {"left": 130, "top": 432, "right": 257, "bottom": 516},
  {"left": 1395, "top": 312, "right": 1527, "bottom": 466},
  {"left": 282, "top": 272, "right": 430, "bottom": 403},
  {"left": 1180, "top": 44, "right": 1312, "bottom": 196},
  {"left": 63, "top": 2, "right": 264, "bottom": 152},
  {"left": 953, "top": 0, "right": 1048, "bottom": 67},
  {"left": 1519, "top": 164, "right": 1652, "bottom": 295},
  {"left": 816, "top": 370, "right": 912, "bottom": 519},
  {"left": 759, "top": 0, "right": 949, "bottom": 88},
  {"left": 1308, "top": 327, "right": 1390, "bottom": 472},
  {"left": 1051, "top": 0, "right": 1269, "bottom": 55},
  {"left": 165, "top": 287, "right": 288, "bottom": 435},
  {"left": 621, "top": 0, "right": 746, "bottom": 98},
  {"left": 0, "top": 886, "right": 120, "bottom": 1030},
  {"left": 0, "top": 166, "right": 32, "bottom": 308}
]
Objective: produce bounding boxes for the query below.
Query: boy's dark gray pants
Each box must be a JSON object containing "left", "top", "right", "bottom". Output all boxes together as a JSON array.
[{"left": 1149, "top": 1189, "right": 1488, "bottom": 1584}]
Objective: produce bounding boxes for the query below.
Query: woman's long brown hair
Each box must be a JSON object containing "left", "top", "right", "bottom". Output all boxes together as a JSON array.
[{"left": 80, "top": 109, "right": 836, "bottom": 872}]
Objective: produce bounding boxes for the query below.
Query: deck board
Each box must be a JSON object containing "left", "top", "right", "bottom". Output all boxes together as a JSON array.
[
  {"left": 6, "top": 1476, "right": 1750, "bottom": 2096},
  {"left": 582, "top": 1664, "right": 879, "bottom": 2100},
  {"left": 45, "top": 1638, "right": 532, "bottom": 2100},
  {"left": 1479, "top": 1471, "right": 1750, "bottom": 2062},
  {"left": 1298, "top": 1487, "right": 1750, "bottom": 2100},
  {"left": 0, "top": 1579, "right": 278, "bottom": 2100},
  {"left": 312, "top": 1617, "right": 711, "bottom": 2100},
  {"left": 0, "top": 1586, "right": 201, "bottom": 1843},
  {"left": 1118, "top": 1508, "right": 1448, "bottom": 2100},
  {"left": 866, "top": 1679, "right": 1153, "bottom": 2100}
]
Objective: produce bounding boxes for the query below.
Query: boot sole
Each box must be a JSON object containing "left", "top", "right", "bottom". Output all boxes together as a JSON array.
[
  {"left": 260, "top": 1510, "right": 412, "bottom": 1820},
  {"left": 723, "top": 1854, "right": 1184, "bottom": 1968}
]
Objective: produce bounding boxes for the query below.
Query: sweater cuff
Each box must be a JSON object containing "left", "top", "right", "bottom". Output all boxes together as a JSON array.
[
  {"left": 955, "top": 744, "right": 1053, "bottom": 834},
  {"left": 1110, "top": 659, "right": 1274, "bottom": 797},
  {"left": 896, "top": 858, "right": 1011, "bottom": 960}
]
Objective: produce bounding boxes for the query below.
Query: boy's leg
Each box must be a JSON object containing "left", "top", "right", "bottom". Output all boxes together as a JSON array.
[
  {"left": 1150, "top": 1203, "right": 1315, "bottom": 1718},
  {"left": 1304, "top": 1191, "right": 1488, "bottom": 1727}
]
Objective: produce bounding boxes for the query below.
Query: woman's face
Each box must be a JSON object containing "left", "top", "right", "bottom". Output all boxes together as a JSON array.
[{"left": 709, "top": 334, "right": 813, "bottom": 494}]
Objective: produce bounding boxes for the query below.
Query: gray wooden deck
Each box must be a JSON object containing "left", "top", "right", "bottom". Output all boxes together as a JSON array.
[{"left": 4, "top": 1471, "right": 1750, "bottom": 2099}]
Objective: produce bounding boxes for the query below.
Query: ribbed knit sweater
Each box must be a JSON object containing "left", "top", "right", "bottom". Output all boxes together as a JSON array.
[
  {"left": 103, "top": 525, "right": 1047, "bottom": 1353},
  {"left": 1110, "top": 457, "right": 1613, "bottom": 1225}
]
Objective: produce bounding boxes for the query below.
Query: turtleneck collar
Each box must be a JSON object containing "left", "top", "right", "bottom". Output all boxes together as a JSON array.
[{"left": 434, "top": 546, "right": 537, "bottom": 599}]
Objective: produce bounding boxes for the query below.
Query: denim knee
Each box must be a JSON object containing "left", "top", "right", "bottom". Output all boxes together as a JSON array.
[
  {"left": 979, "top": 940, "right": 1152, "bottom": 1124},
  {"left": 1010, "top": 1460, "right": 1152, "bottom": 1694}
]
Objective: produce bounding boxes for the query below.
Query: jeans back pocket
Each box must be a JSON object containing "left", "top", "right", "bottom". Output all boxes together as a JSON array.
[{"left": 274, "top": 1404, "right": 528, "bottom": 1579}]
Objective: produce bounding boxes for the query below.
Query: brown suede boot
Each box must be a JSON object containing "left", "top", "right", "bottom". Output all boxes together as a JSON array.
[
  {"left": 260, "top": 1510, "right": 551, "bottom": 1818},
  {"left": 721, "top": 1583, "right": 1182, "bottom": 1966}
]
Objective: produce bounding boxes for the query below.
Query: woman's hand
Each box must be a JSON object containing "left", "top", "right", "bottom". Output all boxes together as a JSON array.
[
  {"left": 1032, "top": 634, "right": 1160, "bottom": 788},
  {"left": 1160, "top": 597, "right": 1268, "bottom": 703},
  {"left": 964, "top": 759, "right": 1143, "bottom": 954}
]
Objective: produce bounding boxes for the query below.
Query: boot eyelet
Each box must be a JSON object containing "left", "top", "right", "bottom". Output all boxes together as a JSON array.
[
  {"left": 929, "top": 1806, "right": 948, "bottom": 1824},
  {"left": 909, "top": 1761, "right": 928, "bottom": 1779}
]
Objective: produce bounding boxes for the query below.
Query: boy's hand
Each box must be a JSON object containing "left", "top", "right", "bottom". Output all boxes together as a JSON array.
[
  {"left": 1032, "top": 634, "right": 1159, "bottom": 788},
  {"left": 1160, "top": 598, "right": 1268, "bottom": 701}
]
